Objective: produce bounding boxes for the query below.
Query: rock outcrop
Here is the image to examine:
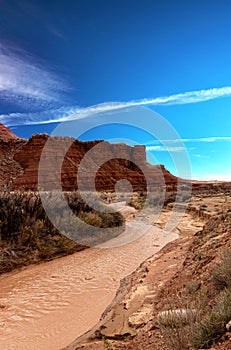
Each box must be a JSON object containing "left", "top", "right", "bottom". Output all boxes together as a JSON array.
[
  {"left": 0, "top": 123, "right": 19, "bottom": 140},
  {"left": 0, "top": 123, "right": 230, "bottom": 193},
  {"left": 8, "top": 133, "right": 179, "bottom": 192}
]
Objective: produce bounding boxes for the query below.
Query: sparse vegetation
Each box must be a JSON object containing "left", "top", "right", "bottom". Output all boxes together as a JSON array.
[
  {"left": 102, "top": 336, "right": 115, "bottom": 350},
  {"left": 211, "top": 248, "right": 231, "bottom": 290},
  {"left": 192, "top": 288, "right": 231, "bottom": 348},
  {"left": 128, "top": 195, "right": 146, "bottom": 210},
  {"left": 159, "top": 236, "right": 231, "bottom": 350},
  {"left": 0, "top": 191, "right": 125, "bottom": 274},
  {"left": 158, "top": 319, "right": 192, "bottom": 350},
  {"left": 158, "top": 293, "right": 205, "bottom": 350},
  {"left": 127, "top": 189, "right": 191, "bottom": 212}
]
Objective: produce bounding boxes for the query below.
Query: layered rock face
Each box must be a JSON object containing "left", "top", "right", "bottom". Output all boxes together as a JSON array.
[
  {"left": 1, "top": 123, "right": 229, "bottom": 193},
  {"left": 11, "top": 134, "right": 178, "bottom": 191},
  {"left": 0, "top": 124, "right": 26, "bottom": 190},
  {"left": 0, "top": 123, "right": 19, "bottom": 140}
]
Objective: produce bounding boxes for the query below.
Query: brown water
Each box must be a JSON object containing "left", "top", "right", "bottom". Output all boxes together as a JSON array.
[{"left": 0, "top": 216, "right": 177, "bottom": 350}]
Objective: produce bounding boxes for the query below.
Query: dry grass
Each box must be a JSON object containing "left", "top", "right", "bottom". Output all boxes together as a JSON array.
[
  {"left": 192, "top": 288, "right": 231, "bottom": 349},
  {"left": 0, "top": 191, "right": 124, "bottom": 273},
  {"left": 158, "top": 292, "right": 206, "bottom": 350},
  {"left": 102, "top": 336, "right": 115, "bottom": 350},
  {"left": 159, "top": 246, "right": 231, "bottom": 350},
  {"left": 211, "top": 249, "right": 231, "bottom": 290}
]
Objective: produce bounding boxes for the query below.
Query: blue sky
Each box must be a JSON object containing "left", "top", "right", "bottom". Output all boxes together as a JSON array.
[{"left": 0, "top": 0, "right": 231, "bottom": 180}]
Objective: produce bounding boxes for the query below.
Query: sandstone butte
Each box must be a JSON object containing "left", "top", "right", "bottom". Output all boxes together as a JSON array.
[
  {"left": 0, "top": 123, "right": 178, "bottom": 192},
  {"left": 0, "top": 122, "right": 229, "bottom": 193}
]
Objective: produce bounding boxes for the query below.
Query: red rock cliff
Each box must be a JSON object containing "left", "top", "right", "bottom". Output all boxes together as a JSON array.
[
  {"left": 0, "top": 125, "right": 230, "bottom": 193},
  {"left": 0, "top": 124, "right": 26, "bottom": 190},
  {"left": 8, "top": 134, "right": 178, "bottom": 192},
  {"left": 0, "top": 123, "right": 19, "bottom": 140}
]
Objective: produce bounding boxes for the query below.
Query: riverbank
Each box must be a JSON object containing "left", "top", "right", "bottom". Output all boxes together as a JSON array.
[
  {"left": 64, "top": 207, "right": 205, "bottom": 350},
  {"left": 0, "top": 204, "right": 177, "bottom": 350},
  {"left": 64, "top": 191, "right": 231, "bottom": 350},
  {"left": 0, "top": 191, "right": 124, "bottom": 274}
]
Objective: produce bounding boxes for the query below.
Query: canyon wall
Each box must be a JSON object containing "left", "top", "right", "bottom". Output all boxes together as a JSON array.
[
  {"left": 0, "top": 124, "right": 230, "bottom": 193},
  {"left": 0, "top": 123, "right": 19, "bottom": 140},
  {"left": 10, "top": 134, "right": 177, "bottom": 191}
]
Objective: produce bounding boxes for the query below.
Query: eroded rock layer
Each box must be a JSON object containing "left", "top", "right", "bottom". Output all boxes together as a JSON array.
[
  {"left": 10, "top": 134, "right": 178, "bottom": 191},
  {"left": 0, "top": 123, "right": 19, "bottom": 140},
  {"left": 0, "top": 124, "right": 230, "bottom": 193}
]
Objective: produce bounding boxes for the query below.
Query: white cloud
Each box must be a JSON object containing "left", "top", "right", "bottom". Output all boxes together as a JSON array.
[
  {"left": 181, "top": 136, "right": 231, "bottom": 143},
  {"left": 0, "top": 106, "right": 81, "bottom": 126},
  {"left": 132, "top": 86, "right": 231, "bottom": 106},
  {"left": 195, "top": 174, "right": 231, "bottom": 181},
  {"left": 0, "top": 41, "right": 69, "bottom": 109},
  {"left": 40, "top": 86, "right": 231, "bottom": 124},
  {"left": 145, "top": 136, "right": 231, "bottom": 147},
  {"left": 192, "top": 154, "right": 210, "bottom": 159},
  {"left": 146, "top": 145, "right": 185, "bottom": 152},
  {"left": 1, "top": 63, "right": 231, "bottom": 126}
]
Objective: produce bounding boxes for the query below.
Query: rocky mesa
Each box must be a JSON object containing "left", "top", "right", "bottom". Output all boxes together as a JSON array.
[{"left": 0, "top": 123, "right": 178, "bottom": 192}]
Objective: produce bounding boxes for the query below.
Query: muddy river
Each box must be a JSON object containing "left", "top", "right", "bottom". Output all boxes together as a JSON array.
[{"left": 0, "top": 206, "right": 177, "bottom": 350}]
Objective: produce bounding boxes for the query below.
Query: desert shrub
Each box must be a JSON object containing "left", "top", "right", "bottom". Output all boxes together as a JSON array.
[
  {"left": 128, "top": 198, "right": 144, "bottom": 210},
  {"left": 127, "top": 192, "right": 146, "bottom": 210},
  {"left": 79, "top": 211, "right": 103, "bottom": 227},
  {"left": 127, "top": 190, "right": 190, "bottom": 212},
  {"left": 192, "top": 288, "right": 231, "bottom": 349},
  {"left": 158, "top": 291, "right": 207, "bottom": 350},
  {"left": 0, "top": 191, "right": 124, "bottom": 241},
  {"left": 185, "top": 281, "right": 201, "bottom": 295},
  {"left": 158, "top": 306, "right": 197, "bottom": 350},
  {"left": 0, "top": 191, "right": 125, "bottom": 273},
  {"left": 102, "top": 336, "right": 115, "bottom": 350},
  {"left": 127, "top": 188, "right": 192, "bottom": 212},
  {"left": 159, "top": 323, "right": 191, "bottom": 350},
  {"left": 0, "top": 191, "right": 46, "bottom": 240},
  {"left": 128, "top": 191, "right": 165, "bottom": 210},
  {"left": 159, "top": 286, "right": 231, "bottom": 350},
  {"left": 211, "top": 249, "right": 231, "bottom": 290}
]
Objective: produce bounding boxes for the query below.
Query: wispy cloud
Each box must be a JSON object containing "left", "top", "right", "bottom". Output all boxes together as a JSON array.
[
  {"left": 145, "top": 136, "right": 231, "bottom": 147},
  {"left": 43, "top": 86, "right": 231, "bottom": 123},
  {"left": 146, "top": 145, "right": 186, "bottom": 152},
  {"left": 180, "top": 136, "right": 231, "bottom": 143},
  {"left": 2, "top": 84, "right": 231, "bottom": 126},
  {"left": 146, "top": 145, "right": 198, "bottom": 153},
  {"left": 124, "top": 86, "right": 231, "bottom": 107},
  {"left": 195, "top": 174, "right": 231, "bottom": 181},
  {"left": 192, "top": 154, "right": 210, "bottom": 159},
  {"left": 0, "top": 106, "right": 81, "bottom": 126},
  {"left": 0, "top": 41, "right": 70, "bottom": 110}
]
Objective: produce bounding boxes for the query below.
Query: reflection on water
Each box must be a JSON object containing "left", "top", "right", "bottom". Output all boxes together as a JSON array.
[{"left": 0, "top": 220, "right": 177, "bottom": 350}]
